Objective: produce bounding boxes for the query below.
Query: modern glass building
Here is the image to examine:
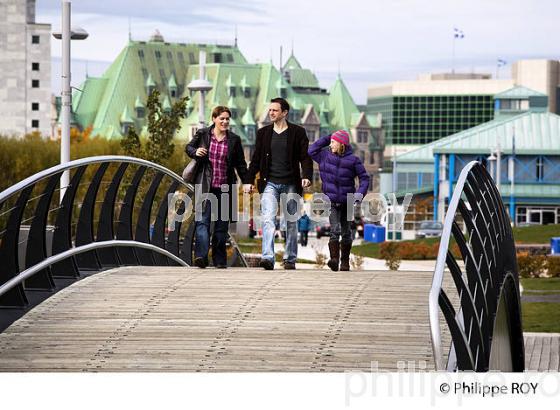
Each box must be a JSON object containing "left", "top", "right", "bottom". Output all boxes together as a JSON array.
[
  {"left": 367, "top": 73, "right": 516, "bottom": 146},
  {"left": 369, "top": 94, "right": 495, "bottom": 145}
]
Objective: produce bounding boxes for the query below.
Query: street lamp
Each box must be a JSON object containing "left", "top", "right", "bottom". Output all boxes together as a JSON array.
[
  {"left": 52, "top": 1, "right": 89, "bottom": 202},
  {"left": 187, "top": 50, "right": 213, "bottom": 130}
]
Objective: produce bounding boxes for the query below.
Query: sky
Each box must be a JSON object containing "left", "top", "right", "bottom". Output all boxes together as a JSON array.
[{"left": 37, "top": 0, "right": 560, "bottom": 104}]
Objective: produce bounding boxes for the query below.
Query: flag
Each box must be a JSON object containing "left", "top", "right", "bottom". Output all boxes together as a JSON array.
[
  {"left": 498, "top": 59, "right": 507, "bottom": 67},
  {"left": 454, "top": 28, "right": 464, "bottom": 39}
]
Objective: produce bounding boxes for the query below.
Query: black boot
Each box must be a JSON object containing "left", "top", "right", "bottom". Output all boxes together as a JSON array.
[
  {"left": 327, "top": 240, "right": 340, "bottom": 271},
  {"left": 340, "top": 242, "right": 352, "bottom": 271}
]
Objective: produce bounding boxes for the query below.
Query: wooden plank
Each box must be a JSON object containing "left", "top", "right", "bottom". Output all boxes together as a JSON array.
[{"left": 0, "top": 267, "right": 456, "bottom": 372}]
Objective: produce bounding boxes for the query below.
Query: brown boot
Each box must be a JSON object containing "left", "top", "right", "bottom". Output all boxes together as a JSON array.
[
  {"left": 340, "top": 242, "right": 352, "bottom": 271},
  {"left": 327, "top": 240, "right": 340, "bottom": 271}
]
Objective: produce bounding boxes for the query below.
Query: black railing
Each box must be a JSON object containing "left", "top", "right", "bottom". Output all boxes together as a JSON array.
[
  {"left": 0, "top": 156, "right": 247, "bottom": 309},
  {"left": 429, "top": 161, "right": 524, "bottom": 371}
]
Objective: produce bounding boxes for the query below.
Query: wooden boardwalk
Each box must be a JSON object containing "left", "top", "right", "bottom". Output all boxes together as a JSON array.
[
  {"left": 0, "top": 267, "right": 445, "bottom": 372},
  {"left": 0, "top": 266, "right": 556, "bottom": 372}
]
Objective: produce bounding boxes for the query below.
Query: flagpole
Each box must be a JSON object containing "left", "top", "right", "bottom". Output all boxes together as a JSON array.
[{"left": 452, "top": 34, "right": 455, "bottom": 74}]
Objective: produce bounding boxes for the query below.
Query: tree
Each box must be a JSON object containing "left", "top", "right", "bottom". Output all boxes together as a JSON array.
[{"left": 120, "top": 89, "right": 188, "bottom": 165}]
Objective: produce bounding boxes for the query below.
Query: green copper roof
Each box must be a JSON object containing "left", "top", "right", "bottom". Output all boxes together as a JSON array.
[
  {"left": 328, "top": 76, "right": 360, "bottom": 130},
  {"left": 162, "top": 95, "right": 172, "bottom": 112},
  {"left": 167, "top": 73, "right": 177, "bottom": 89},
  {"left": 134, "top": 95, "right": 145, "bottom": 108},
  {"left": 71, "top": 40, "right": 373, "bottom": 141},
  {"left": 241, "top": 107, "right": 255, "bottom": 126},
  {"left": 120, "top": 105, "right": 133, "bottom": 124},
  {"left": 494, "top": 86, "right": 547, "bottom": 99},
  {"left": 283, "top": 54, "right": 302, "bottom": 70},
  {"left": 434, "top": 112, "right": 560, "bottom": 155}
]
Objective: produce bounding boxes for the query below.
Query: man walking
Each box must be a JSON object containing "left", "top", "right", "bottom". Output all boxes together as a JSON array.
[
  {"left": 244, "top": 98, "right": 313, "bottom": 270},
  {"left": 298, "top": 211, "right": 310, "bottom": 246}
]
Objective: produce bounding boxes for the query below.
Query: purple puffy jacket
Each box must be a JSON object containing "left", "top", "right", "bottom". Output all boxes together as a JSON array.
[{"left": 308, "top": 135, "right": 370, "bottom": 204}]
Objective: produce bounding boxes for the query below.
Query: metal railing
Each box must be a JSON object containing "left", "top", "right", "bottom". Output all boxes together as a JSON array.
[
  {"left": 0, "top": 156, "right": 247, "bottom": 308},
  {"left": 429, "top": 161, "right": 524, "bottom": 371}
]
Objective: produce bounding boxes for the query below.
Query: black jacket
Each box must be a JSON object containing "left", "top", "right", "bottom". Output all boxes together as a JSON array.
[
  {"left": 244, "top": 122, "right": 313, "bottom": 196},
  {"left": 185, "top": 126, "right": 248, "bottom": 219}
]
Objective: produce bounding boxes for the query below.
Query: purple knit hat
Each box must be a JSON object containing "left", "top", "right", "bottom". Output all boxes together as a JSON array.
[{"left": 331, "top": 130, "right": 350, "bottom": 145}]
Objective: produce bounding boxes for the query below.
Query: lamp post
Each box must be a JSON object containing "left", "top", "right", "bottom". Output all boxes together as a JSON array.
[
  {"left": 187, "top": 50, "right": 213, "bottom": 130},
  {"left": 52, "top": 1, "right": 88, "bottom": 202}
]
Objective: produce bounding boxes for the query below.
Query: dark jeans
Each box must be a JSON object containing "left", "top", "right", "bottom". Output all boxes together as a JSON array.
[
  {"left": 329, "top": 203, "right": 353, "bottom": 244},
  {"left": 194, "top": 188, "right": 229, "bottom": 266},
  {"left": 299, "top": 230, "right": 309, "bottom": 246}
]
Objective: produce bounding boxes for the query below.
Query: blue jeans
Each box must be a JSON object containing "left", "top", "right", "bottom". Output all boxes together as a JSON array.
[
  {"left": 261, "top": 182, "right": 299, "bottom": 264},
  {"left": 194, "top": 188, "right": 229, "bottom": 266}
]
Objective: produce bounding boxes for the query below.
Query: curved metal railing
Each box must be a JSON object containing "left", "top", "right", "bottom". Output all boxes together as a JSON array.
[
  {"left": 0, "top": 155, "right": 247, "bottom": 308},
  {"left": 429, "top": 161, "right": 524, "bottom": 371}
]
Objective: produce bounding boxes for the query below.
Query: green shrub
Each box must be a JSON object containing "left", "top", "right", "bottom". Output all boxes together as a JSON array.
[
  {"left": 546, "top": 256, "right": 560, "bottom": 278},
  {"left": 517, "top": 253, "right": 547, "bottom": 278},
  {"left": 380, "top": 241, "right": 401, "bottom": 270}
]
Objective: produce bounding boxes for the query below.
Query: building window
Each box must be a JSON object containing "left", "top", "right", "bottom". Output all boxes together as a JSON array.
[
  {"left": 214, "top": 53, "right": 222, "bottom": 63},
  {"left": 31, "top": 102, "right": 39, "bottom": 111},
  {"left": 31, "top": 120, "right": 39, "bottom": 128},
  {"left": 357, "top": 129, "right": 368, "bottom": 143},
  {"left": 189, "top": 52, "right": 196, "bottom": 64},
  {"left": 32, "top": 35, "right": 40, "bottom": 44},
  {"left": 280, "top": 88, "right": 287, "bottom": 99},
  {"left": 307, "top": 130, "right": 316, "bottom": 142},
  {"left": 370, "top": 151, "right": 375, "bottom": 164},
  {"left": 32, "top": 62, "right": 40, "bottom": 71},
  {"left": 141, "top": 68, "right": 149, "bottom": 80},
  {"left": 230, "top": 109, "right": 238, "bottom": 119},
  {"left": 155, "top": 50, "right": 161, "bottom": 60},
  {"left": 229, "top": 87, "right": 236, "bottom": 97},
  {"left": 138, "top": 50, "right": 144, "bottom": 59},
  {"left": 170, "top": 89, "right": 177, "bottom": 98},
  {"left": 121, "top": 123, "right": 131, "bottom": 135},
  {"left": 536, "top": 156, "right": 544, "bottom": 181},
  {"left": 244, "top": 88, "right": 251, "bottom": 98},
  {"left": 159, "top": 68, "right": 166, "bottom": 83},
  {"left": 32, "top": 79, "right": 40, "bottom": 88},
  {"left": 227, "top": 54, "right": 234, "bottom": 63},
  {"left": 247, "top": 126, "right": 255, "bottom": 140},
  {"left": 136, "top": 107, "right": 145, "bottom": 118}
]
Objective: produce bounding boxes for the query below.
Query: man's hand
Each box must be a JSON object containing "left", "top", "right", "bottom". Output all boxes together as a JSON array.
[
  {"left": 243, "top": 184, "right": 253, "bottom": 194},
  {"left": 301, "top": 179, "right": 311, "bottom": 188}
]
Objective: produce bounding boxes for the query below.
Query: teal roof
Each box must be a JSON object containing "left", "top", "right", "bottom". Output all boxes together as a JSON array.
[
  {"left": 120, "top": 105, "right": 133, "bottom": 124},
  {"left": 494, "top": 86, "right": 546, "bottom": 99},
  {"left": 328, "top": 76, "right": 360, "bottom": 130},
  {"left": 397, "top": 115, "right": 512, "bottom": 163},
  {"left": 283, "top": 54, "right": 302, "bottom": 70},
  {"left": 435, "top": 112, "right": 560, "bottom": 155},
  {"left": 241, "top": 107, "right": 255, "bottom": 126},
  {"left": 71, "top": 41, "right": 373, "bottom": 142}
]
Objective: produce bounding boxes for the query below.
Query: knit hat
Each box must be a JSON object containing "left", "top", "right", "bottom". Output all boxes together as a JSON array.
[{"left": 331, "top": 130, "right": 350, "bottom": 145}]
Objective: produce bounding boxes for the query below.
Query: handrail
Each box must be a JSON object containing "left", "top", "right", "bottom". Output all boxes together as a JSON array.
[
  {"left": 429, "top": 161, "right": 478, "bottom": 370},
  {"left": 0, "top": 155, "right": 194, "bottom": 203},
  {"left": 0, "top": 240, "right": 187, "bottom": 297},
  {"left": 0, "top": 155, "right": 247, "bottom": 310},
  {"left": 429, "top": 161, "right": 524, "bottom": 371}
]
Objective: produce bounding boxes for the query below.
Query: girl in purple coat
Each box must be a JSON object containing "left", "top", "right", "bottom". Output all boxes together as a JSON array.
[{"left": 308, "top": 130, "right": 369, "bottom": 271}]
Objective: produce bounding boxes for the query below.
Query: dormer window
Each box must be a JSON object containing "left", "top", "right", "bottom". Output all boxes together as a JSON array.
[
  {"left": 136, "top": 107, "right": 145, "bottom": 118},
  {"left": 244, "top": 88, "right": 251, "bottom": 98},
  {"left": 229, "top": 87, "right": 236, "bottom": 97}
]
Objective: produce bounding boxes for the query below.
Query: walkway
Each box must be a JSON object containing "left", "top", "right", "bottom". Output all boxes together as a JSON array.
[{"left": 0, "top": 267, "right": 444, "bottom": 372}]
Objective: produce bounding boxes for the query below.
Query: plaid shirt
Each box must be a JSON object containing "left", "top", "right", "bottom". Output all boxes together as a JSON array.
[{"left": 209, "top": 131, "right": 228, "bottom": 188}]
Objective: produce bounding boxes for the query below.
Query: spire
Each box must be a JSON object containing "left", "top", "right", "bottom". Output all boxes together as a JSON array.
[
  {"left": 128, "top": 16, "right": 131, "bottom": 41},
  {"left": 234, "top": 25, "right": 238, "bottom": 47}
]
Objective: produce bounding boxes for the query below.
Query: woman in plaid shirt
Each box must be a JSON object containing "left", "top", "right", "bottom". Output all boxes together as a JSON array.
[{"left": 186, "top": 106, "right": 248, "bottom": 268}]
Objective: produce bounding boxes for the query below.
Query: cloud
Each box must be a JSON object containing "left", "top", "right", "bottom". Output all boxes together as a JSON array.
[{"left": 38, "top": 0, "right": 560, "bottom": 104}]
